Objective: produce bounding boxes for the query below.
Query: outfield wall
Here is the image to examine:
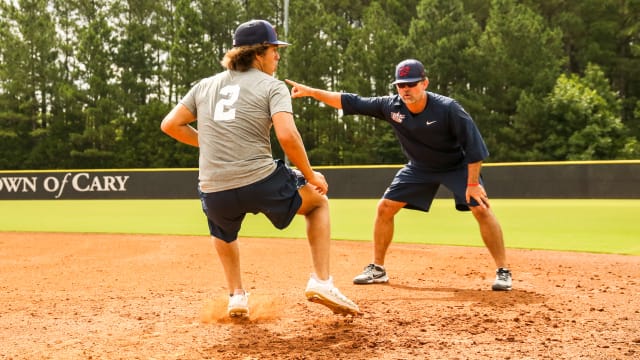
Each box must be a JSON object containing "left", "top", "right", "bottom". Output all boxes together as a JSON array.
[
  {"left": 0, "top": 161, "right": 638, "bottom": 200},
  {"left": 320, "top": 161, "right": 640, "bottom": 199}
]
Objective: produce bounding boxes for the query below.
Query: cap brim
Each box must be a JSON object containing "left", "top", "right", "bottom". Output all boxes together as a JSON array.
[
  {"left": 392, "top": 77, "right": 424, "bottom": 85},
  {"left": 233, "top": 40, "right": 290, "bottom": 48},
  {"left": 269, "top": 40, "right": 290, "bottom": 47}
]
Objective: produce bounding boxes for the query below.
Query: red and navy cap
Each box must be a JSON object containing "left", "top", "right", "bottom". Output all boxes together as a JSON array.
[
  {"left": 233, "top": 19, "right": 289, "bottom": 47},
  {"left": 392, "top": 59, "right": 426, "bottom": 84}
]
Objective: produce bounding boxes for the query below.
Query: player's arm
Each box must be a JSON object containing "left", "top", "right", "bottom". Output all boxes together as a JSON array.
[
  {"left": 160, "top": 104, "right": 199, "bottom": 147},
  {"left": 466, "top": 161, "right": 489, "bottom": 209},
  {"left": 272, "top": 111, "right": 328, "bottom": 195},
  {"left": 285, "top": 79, "right": 343, "bottom": 109}
]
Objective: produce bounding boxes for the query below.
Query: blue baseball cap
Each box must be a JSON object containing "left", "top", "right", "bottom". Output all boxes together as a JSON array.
[
  {"left": 392, "top": 59, "right": 426, "bottom": 84},
  {"left": 233, "top": 19, "right": 289, "bottom": 47}
]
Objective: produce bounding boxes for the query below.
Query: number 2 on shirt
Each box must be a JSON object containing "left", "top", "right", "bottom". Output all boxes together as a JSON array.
[{"left": 213, "top": 85, "right": 240, "bottom": 121}]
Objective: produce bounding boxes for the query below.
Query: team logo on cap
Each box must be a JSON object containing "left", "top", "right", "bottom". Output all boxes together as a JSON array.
[{"left": 398, "top": 66, "right": 412, "bottom": 77}]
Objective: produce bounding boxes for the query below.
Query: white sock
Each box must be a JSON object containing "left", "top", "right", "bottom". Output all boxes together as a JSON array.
[{"left": 311, "top": 273, "right": 333, "bottom": 285}]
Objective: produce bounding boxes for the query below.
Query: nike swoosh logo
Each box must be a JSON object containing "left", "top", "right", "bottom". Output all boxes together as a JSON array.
[{"left": 426, "top": 121, "right": 437, "bottom": 125}]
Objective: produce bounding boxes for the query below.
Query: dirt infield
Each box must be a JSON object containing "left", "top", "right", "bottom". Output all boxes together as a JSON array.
[{"left": 1, "top": 232, "right": 639, "bottom": 359}]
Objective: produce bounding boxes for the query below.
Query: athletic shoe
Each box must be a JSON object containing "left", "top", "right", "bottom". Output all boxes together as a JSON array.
[
  {"left": 492, "top": 268, "right": 512, "bottom": 291},
  {"left": 305, "top": 276, "right": 362, "bottom": 316},
  {"left": 353, "top": 263, "right": 389, "bottom": 284},
  {"left": 227, "top": 292, "right": 249, "bottom": 317}
]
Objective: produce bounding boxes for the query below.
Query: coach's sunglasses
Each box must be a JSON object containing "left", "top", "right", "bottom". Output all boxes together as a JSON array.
[{"left": 396, "top": 81, "right": 421, "bottom": 89}]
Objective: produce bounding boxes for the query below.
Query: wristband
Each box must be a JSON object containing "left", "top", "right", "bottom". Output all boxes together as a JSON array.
[{"left": 467, "top": 183, "right": 480, "bottom": 187}]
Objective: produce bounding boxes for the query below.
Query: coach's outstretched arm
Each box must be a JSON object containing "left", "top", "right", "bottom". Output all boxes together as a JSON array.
[{"left": 285, "top": 79, "right": 343, "bottom": 109}]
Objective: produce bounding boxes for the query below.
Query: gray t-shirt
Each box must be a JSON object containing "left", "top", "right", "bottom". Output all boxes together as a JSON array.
[{"left": 180, "top": 68, "right": 293, "bottom": 192}]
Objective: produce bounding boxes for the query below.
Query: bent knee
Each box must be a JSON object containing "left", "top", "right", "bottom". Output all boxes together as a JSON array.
[
  {"left": 470, "top": 205, "right": 495, "bottom": 220},
  {"left": 377, "top": 198, "right": 404, "bottom": 217},
  {"left": 297, "top": 185, "right": 329, "bottom": 214}
]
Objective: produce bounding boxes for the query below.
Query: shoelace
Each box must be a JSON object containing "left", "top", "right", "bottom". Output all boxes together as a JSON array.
[
  {"left": 364, "top": 264, "right": 377, "bottom": 274},
  {"left": 496, "top": 271, "right": 510, "bottom": 281}
]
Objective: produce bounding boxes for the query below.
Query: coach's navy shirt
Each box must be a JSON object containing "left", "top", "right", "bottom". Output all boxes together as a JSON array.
[{"left": 341, "top": 92, "right": 489, "bottom": 171}]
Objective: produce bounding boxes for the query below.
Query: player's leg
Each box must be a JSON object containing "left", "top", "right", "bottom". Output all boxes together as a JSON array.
[
  {"left": 296, "top": 184, "right": 331, "bottom": 279},
  {"left": 246, "top": 161, "right": 330, "bottom": 278},
  {"left": 256, "top": 163, "right": 360, "bottom": 315},
  {"left": 212, "top": 236, "right": 243, "bottom": 293},
  {"left": 212, "top": 236, "right": 250, "bottom": 316},
  {"left": 296, "top": 183, "right": 362, "bottom": 315},
  {"left": 199, "top": 189, "right": 249, "bottom": 316}
]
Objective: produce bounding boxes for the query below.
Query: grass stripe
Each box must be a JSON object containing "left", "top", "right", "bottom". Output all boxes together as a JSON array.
[{"left": 1, "top": 199, "right": 638, "bottom": 255}]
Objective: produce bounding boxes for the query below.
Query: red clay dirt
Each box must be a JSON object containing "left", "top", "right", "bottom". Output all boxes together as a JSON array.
[{"left": 1, "top": 232, "right": 639, "bottom": 359}]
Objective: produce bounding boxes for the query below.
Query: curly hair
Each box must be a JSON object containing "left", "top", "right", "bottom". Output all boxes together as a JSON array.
[{"left": 221, "top": 44, "right": 271, "bottom": 72}]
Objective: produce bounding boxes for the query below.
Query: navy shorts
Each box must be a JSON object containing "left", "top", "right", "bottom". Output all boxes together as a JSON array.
[
  {"left": 383, "top": 164, "right": 483, "bottom": 212},
  {"left": 199, "top": 160, "right": 306, "bottom": 242}
]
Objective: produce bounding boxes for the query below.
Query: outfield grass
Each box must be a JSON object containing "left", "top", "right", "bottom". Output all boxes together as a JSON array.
[{"left": 1, "top": 199, "right": 638, "bottom": 255}]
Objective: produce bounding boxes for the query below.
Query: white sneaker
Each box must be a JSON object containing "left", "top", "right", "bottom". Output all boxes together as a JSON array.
[
  {"left": 353, "top": 263, "right": 389, "bottom": 284},
  {"left": 227, "top": 292, "right": 249, "bottom": 318},
  {"left": 304, "top": 275, "right": 362, "bottom": 316},
  {"left": 492, "top": 268, "right": 513, "bottom": 291}
]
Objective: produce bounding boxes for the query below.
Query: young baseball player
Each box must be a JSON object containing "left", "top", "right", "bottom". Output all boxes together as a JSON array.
[{"left": 161, "top": 20, "right": 361, "bottom": 317}]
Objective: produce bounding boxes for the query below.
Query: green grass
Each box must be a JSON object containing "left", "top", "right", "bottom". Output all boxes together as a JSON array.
[{"left": 1, "top": 199, "right": 638, "bottom": 255}]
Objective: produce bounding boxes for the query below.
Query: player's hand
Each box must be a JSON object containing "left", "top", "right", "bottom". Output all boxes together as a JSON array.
[
  {"left": 285, "top": 79, "right": 310, "bottom": 99},
  {"left": 306, "top": 171, "right": 328, "bottom": 195},
  {"left": 466, "top": 185, "right": 490, "bottom": 209}
]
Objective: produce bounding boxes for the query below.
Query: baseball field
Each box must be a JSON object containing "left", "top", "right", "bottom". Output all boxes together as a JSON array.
[{"left": 1, "top": 199, "right": 639, "bottom": 359}]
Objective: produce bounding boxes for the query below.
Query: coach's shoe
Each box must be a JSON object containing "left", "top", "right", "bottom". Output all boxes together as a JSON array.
[
  {"left": 227, "top": 291, "right": 249, "bottom": 318},
  {"left": 353, "top": 263, "right": 389, "bottom": 284},
  {"left": 492, "top": 268, "right": 512, "bottom": 291},
  {"left": 305, "top": 275, "right": 362, "bottom": 316}
]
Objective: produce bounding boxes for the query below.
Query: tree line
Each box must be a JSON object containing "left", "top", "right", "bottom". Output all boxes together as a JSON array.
[{"left": 1, "top": 0, "right": 638, "bottom": 170}]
